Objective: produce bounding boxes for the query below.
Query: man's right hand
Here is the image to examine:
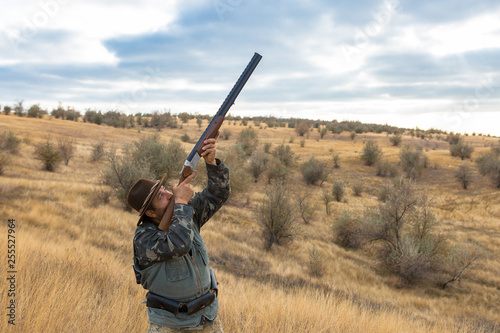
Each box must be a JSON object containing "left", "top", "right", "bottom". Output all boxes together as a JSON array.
[{"left": 172, "top": 172, "right": 196, "bottom": 204}]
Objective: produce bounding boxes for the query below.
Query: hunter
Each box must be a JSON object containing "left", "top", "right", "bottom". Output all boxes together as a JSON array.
[{"left": 127, "top": 138, "right": 230, "bottom": 332}]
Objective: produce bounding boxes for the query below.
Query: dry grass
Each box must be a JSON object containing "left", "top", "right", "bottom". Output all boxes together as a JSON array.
[{"left": 1, "top": 114, "right": 499, "bottom": 332}]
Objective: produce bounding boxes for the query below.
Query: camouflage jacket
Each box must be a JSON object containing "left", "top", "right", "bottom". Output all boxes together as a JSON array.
[{"left": 132, "top": 159, "right": 230, "bottom": 329}]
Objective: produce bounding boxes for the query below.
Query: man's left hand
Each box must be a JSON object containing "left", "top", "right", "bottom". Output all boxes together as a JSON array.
[{"left": 201, "top": 138, "right": 217, "bottom": 166}]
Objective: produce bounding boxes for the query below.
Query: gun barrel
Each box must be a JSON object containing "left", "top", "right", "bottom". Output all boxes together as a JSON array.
[{"left": 185, "top": 53, "right": 262, "bottom": 165}]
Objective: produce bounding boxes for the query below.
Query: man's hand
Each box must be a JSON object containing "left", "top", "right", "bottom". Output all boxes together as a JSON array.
[
  {"left": 172, "top": 173, "right": 196, "bottom": 204},
  {"left": 201, "top": 138, "right": 217, "bottom": 166}
]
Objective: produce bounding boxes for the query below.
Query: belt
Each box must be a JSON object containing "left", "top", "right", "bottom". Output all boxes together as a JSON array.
[
  {"left": 146, "top": 290, "right": 216, "bottom": 315},
  {"left": 146, "top": 269, "right": 219, "bottom": 315}
]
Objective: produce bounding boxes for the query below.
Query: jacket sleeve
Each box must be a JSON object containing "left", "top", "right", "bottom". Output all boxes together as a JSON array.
[
  {"left": 189, "top": 158, "right": 231, "bottom": 230},
  {"left": 133, "top": 204, "right": 195, "bottom": 269}
]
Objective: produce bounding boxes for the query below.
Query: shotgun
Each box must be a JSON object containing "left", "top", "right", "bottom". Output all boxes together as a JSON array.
[{"left": 158, "top": 52, "right": 262, "bottom": 231}]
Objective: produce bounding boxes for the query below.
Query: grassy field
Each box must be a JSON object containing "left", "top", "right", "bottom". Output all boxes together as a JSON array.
[{"left": 1, "top": 114, "right": 499, "bottom": 333}]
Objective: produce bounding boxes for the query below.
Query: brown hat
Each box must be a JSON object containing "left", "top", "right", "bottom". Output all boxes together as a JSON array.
[{"left": 127, "top": 173, "right": 167, "bottom": 225}]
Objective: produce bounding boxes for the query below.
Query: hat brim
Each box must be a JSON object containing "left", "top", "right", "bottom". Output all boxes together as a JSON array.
[{"left": 137, "top": 173, "right": 167, "bottom": 225}]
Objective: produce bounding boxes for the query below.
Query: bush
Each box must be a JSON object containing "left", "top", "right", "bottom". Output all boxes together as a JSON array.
[
  {"left": 181, "top": 133, "right": 190, "bottom": 143},
  {"left": 237, "top": 128, "right": 258, "bottom": 156},
  {"left": 3, "top": 106, "right": 12, "bottom": 115},
  {"left": 332, "top": 182, "right": 345, "bottom": 202},
  {"left": 361, "top": 140, "right": 382, "bottom": 166},
  {"left": 102, "top": 147, "right": 154, "bottom": 210},
  {"left": 454, "top": 163, "right": 474, "bottom": 189},
  {"left": 399, "top": 145, "right": 427, "bottom": 179},
  {"left": 266, "top": 159, "right": 290, "bottom": 185},
  {"left": 389, "top": 133, "right": 403, "bottom": 146},
  {"left": 57, "top": 137, "right": 75, "bottom": 166},
  {"left": 247, "top": 148, "right": 269, "bottom": 182},
  {"left": 333, "top": 154, "right": 340, "bottom": 168},
  {"left": 376, "top": 159, "right": 399, "bottom": 177},
  {"left": 352, "top": 180, "right": 364, "bottom": 196},
  {"left": 34, "top": 139, "right": 62, "bottom": 171},
  {"left": 476, "top": 150, "right": 500, "bottom": 188},
  {"left": 131, "top": 137, "right": 185, "bottom": 180},
  {"left": 364, "top": 178, "right": 444, "bottom": 283},
  {"left": 0, "top": 130, "right": 21, "bottom": 154},
  {"left": 258, "top": 182, "right": 297, "bottom": 250},
  {"left": 450, "top": 141, "right": 474, "bottom": 160},
  {"left": 332, "top": 210, "right": 364, "bottom": 249},
  {"left": 272, "top": 144, "right": 294, "bottom": 168},
  {"left": 308, "top": 246, "right": 325, "bottom": 277},
  {"left": 219, "top": 144, "right": 252, "bottom": 199},
  {"left": 295, "top": 121, "right": 309, "bottom": 136},
  {"left": 300, "top": 156, "right": 328, "bottom": 185},
  {"left": 90, "top": 140, "right": 105, "bottom": 162},
  {"left": 322, "top": 189, "right": 333, "bottom": 215},
  {"left": 220, "top": 128, "right": 232, "bottom": 140}
]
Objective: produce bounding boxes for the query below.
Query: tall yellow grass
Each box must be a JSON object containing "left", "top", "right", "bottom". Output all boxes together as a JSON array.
[{"left": 1, "top": 115, "right": 499, "bottom": 332}]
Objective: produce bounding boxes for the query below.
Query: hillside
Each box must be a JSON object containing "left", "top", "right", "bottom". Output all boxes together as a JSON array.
[{"left": 1, "top": 114, "right": 499, "bottom": 332}]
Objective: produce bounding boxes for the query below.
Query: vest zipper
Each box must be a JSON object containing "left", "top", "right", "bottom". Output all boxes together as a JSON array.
[{"left": 190, "top": 254, "right": 204, "bottom": 297}]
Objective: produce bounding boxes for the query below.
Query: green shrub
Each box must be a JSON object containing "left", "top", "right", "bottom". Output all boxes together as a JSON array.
[
  {"left": 399, "top": 145, "right": 427, "bottom": 179},
  {"left": 332, "top": 182, "right": 345, "bottom": 202},
  {"left": 300, "top": 156, "right": 327, "bottom": 185},
  {"left": 361, "top": 140, "right": 382, "bottom": 166},
  {"left": 34, "top": 139, "right": 62, "bottom": 171},
  {"left": 389, "top": 133, "right": 403, "bottom": 146},
  {"left": 450, "top": 141, "right": 474, "bottom": 160}
]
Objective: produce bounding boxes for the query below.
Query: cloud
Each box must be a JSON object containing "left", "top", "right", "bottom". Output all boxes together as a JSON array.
[{"left": 1, "top": 0, "right": 500, "bottom": 135}]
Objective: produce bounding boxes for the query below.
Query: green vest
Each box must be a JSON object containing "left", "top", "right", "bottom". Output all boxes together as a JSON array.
[{"left": 134, "top": 225, "right": 218, "bottom": 328}]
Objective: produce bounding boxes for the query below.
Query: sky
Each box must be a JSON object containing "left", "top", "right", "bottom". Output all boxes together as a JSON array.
[{"left": 1, "top": 0, "right": 500, "bottom": 136}]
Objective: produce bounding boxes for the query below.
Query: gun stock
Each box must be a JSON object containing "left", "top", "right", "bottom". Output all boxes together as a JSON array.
[{"left": 158, "top": 53, "right": 262, "bottom": 231}]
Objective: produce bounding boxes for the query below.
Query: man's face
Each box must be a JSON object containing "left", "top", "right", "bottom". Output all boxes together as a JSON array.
[{"left": 149, "top": 185, "right": 173, "bottom": 219}]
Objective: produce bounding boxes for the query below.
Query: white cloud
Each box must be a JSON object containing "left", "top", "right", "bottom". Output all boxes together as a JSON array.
[{"left": 0, "top": 0, "right": 180, "bottom": 65}]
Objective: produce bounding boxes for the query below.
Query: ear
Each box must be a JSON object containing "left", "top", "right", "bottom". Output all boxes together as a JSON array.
[{"left": 145, "top": 209, "right": 156, "bottom": 218}]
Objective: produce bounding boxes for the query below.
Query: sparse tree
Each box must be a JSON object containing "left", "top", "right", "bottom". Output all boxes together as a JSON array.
[
  {"left": 293, "top": 188, "right": 316, "bottom": 224},
  {"left": 442, "top": 243, "right": 481, "bottom": 289}
]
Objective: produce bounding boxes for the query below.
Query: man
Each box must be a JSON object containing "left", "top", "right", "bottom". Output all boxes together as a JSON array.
[{"left": 127, "top": 138, "right": 230, "bottom": 332}]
